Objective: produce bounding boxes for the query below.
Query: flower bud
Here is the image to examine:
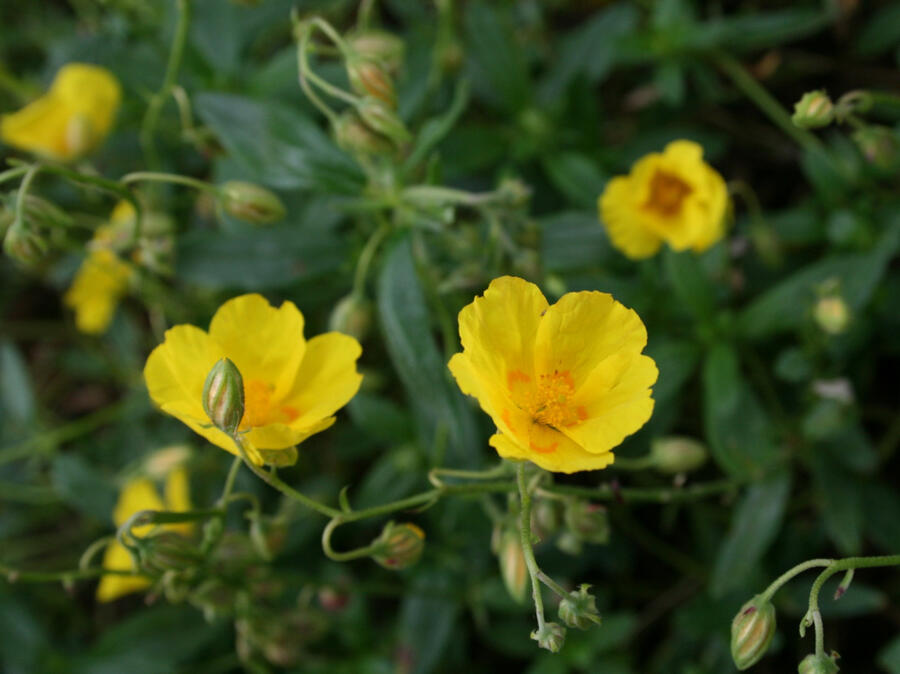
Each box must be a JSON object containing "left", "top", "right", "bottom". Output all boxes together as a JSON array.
[
  {"left": 371, "top": 521, "right": 425, "bottom": 570},
  {"left": 3, "top": 223, "right": 47, "bottom": 266},
  {"left": 650, "top": 436, "right": 708, "bottom": 474},
  {"left": 792, "top": 90, "right": 834, "bottom": 129},
  {"left": 731, "top": 595, "right": 776, "bottom": 670},
  {"left": 202, "top": 358, "right": 245, "bottom": 435},
  {"left": 333, "top": 112, "right": 394, "bottom": 156},
  {"left": 558, "top": 584, "right": 602, "bottom": 630},
  {"left": 347, "top": 57, "right": 396, "bottom": 107},
  {"left": 563, "top": 500, "right": 610, "bottom": 545},
  {"left": 497, "top": 527, "right": 528, "bottom": 604},
  {"left": 139, "top": 531, "right": 202, "bottom": 575},
  {"left": 813, "top": 296, "right": 850, "bottom": 335},
  {"left": 218, "top": 181, "right": 286, "bottom": 225},
  {"left": 531, "top": 621, "right": 566, "bottom": 653},
  {"left": 347, "top": 31, "right": 404, "bottom": 71},
  {"left": 356, "top": 97, "right": 411, "bottom": 146},
  {"left": 328, "top": 294, "right": 373, "bottom": 341},
  {"left": 23, "top": 195, "right": 73, "bottom": 231},
  {"left": 798, "top": 653, "right": 840, "bottom": 674},
  {"left": 852, "top": 125, "right": 900, "bottom": 170}
]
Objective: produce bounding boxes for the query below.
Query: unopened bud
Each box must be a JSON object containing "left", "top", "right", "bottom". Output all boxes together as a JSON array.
[
  {"left": 347, "top": 31, "right": 404, "bottom": 71},
  {"left": 813, "top": 296, "right": 850, "bottom": 335},
  {"left": 3, "top": 223, "right": 47, "bottom": 265},
  {"left": 650, "top": 436, "right": 708, "bottom": 474},
  {"left": 563, "top": 500, "right": 610, "bottom": 544},
  {"left": 23, "top": 195, "right": 73, "bottom": 231},
  {"left": 372, "top": 521, "right": 424, "bottom": 570},
  {"left": 558, "top": 584, "right": 602, "bottom": 630},
  {"left": 798, "top": 653, "right": 840, "bottom": 674},
  {"left": 218, "top": 181, "right": 286, "bottom": 225},
  {"left": 139, "top": 531, "right": 202, "bottom": 574},
  {"left": 356, "top": 97, "right": 411, "bottom": 146},
  {"left": 333, "top": 112, "right": 394, "bottom": 156},
  {"left": 531, "top": 621, "right": 566, "bottom": 653},
  {"left": 497, "top": 527, "right": 528, "bottom": 603},
  {"left": 852, "top": 125, "right": 900, "bottom": 170},
  {"left": 347, "top": 57, "right": 396, "bottom": 107},
  {"left": 731, "top": 595, "right": 776, "bottom": 670},
  {"left": 792, "top": 91, "right": 834, "bottom": 129},
  {"left": 329, "top": 294, "right": 373, "bottom": 341},
  {"left": 202, "top": 358, "right": 245, "bottom": 435}
]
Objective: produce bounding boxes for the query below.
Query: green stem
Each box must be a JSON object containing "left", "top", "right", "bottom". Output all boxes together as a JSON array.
[
  {"left": 540, "top": 479, "right": 739, "bottom": 504},
  {"left": 141, "top": 0, "right": 192, "bottom": 169},
  {"left": 760, "top": 558, "right": 832, "bottom": 602},
  {"left": 352, "top": 220, "right": 391, "bottom": 298},
  {"left": 13, "top": 164, "right": 41, "bottom": 224},
  {"left": 321, "top": 517, "right": 382, "bottom": 561},
  {"left": 712, "top": 51, "right": 822, "bottom": 151},
  {"left": 536, "top": 570, "right": 570, "bottom": 599},
  {"left": 218, "top": 455, "right": 243, "bottom": 506},
  {"left": 518, "top": 462, "right": 546, "bottom": 632},
  {"left": 428, "top": 461, "right": 509, "bottom": 488},
  {"left": 121, "top": 171, "right": 216, "bottom": 192},
  {"left": 610, "top": 455, "right": 655, "bottom": 471},
  {"left": 812, "top": 609, "right": 825, "bottom": 657},
  {"left": 807, "top": 555, "right": 900, "bottom": 614},
  {"left": 296, "top": 25, "right": 340, "bottom": 125},
  {"left": 0, "top": 563, "right": 138, "bottom": 583},
  {"left": 0, "top": 165, "right": 28, "bottom": 186}
]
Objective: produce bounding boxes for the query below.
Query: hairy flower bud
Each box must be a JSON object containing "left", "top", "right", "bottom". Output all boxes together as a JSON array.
[
  {"left": 563, "top": 499, "right": 610, "bottom": 545},
  {"left": 372, "top": 521, "right": 424, "bottom": 570},
  {"left": 347, "top": 57, "right": 396, "bottom": 107},
  {"left": 333, "top": 112, "right": 394, "bottom": 156},
  {"left": 139, "top": 531, "right": 202, "bottom": 575},
  {"left": 531, "top": 621, "right": 566, "bottom": 653},
  {"left": 650, "top": 436, "right": 708, "bottom": 474},
  {"left": 497, "top": 527, "right": 528, "bottom": 603},
  {"left": 731, "top": 595, "right": 776, "bottom": 670},
  {"left": 3, "top": 223, "right": 47, "bottom": 266},
  {"left": 218, "top": 181, "right": 286, "bottom": 225},
  {"left": 356, "top": 97, "right": 411, "bottom": 146},
  {"left": 792, "top": 90, "right": 834, "bottom": 129},
  {"left": 813, "top": 296, "right": 850, "bottom": 335},
  {"left": 798, "top": 653, "right": 840, "bottom": 674},
  {"left": 558, "top": 584, "right": 603, "bottom": 630},
  {"left": 202, "top": 358, "right": 245, "bottom": 435},
  {"left": 347, "top": 30, "right": 404, "bottom": 71},
  {"left": 329, "top": 293, "right": 373, "bottom": 341}
]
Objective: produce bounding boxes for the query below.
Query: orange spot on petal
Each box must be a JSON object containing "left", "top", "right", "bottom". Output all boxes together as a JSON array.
[
  {"left": 529, "top": 440, "right": 558, "bottom": 454},
  {"left": 500, "top": 408, "right": 515, "bottom": 432},
  {"left": 281, "top": 405, "right": 300, "bottom": 422}
]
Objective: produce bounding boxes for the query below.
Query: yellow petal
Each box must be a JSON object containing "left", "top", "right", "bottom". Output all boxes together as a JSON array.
[
  {"left": 489, "top": 426, "right": 615, "bottom": 474},
  {"left": 208, "top": 294, "right": 306, "bottom": 400},
  {"left": 246, "top": 416, "right": 336, "bottom": 450},
  {"left": 0, "top": 93, "right": 71, "bottom": 158},
  {"left": 280, "top": 332, "right": 362, "bottom": 430},
  {"left": 599, "top": 177, "right": 663, "bottom": 260},
  {"left": 113, "top": 477, "right": 165, "bottom": 529},
  {"left": 63, "top": 249, "right": 132, "bottom": 335},
  {"left": 51, "top": 63, "right": 120, "bottom": 149},
  {"left": 448, "top": 352, "right": 518, "bottom": 438},
  {"left": 164, "top": 466, "right": 191, "bottom": 512},
  {"left": 95, "top": 540, "right": 149, "bottom": 602}
]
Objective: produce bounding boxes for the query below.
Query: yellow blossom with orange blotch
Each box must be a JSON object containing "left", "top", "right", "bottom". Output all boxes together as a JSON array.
[
  {"left": 1, "top": 63, "right": 121, "bottom": 160},
  {"left": 143, "top": 294, "right": 363, "bottom": 465},
  {"left": 448, "top": 277, "right": 658, "bottom": 473},
  {"left": 598, "top": 140, "right": 729, "bottom": 259}
]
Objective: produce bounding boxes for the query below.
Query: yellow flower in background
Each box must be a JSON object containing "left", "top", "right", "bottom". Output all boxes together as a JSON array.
[
  {"left": 0, "top": 63, "right": 121, "bottom": 160},
  {"left": 63, "top": 202, "right": 136, "bottom": 335},
  {"left": 448, "top": 276, "right": 657, "bottom": 474},
  {"left": 144, "top": 294, "right": 363, "bottom": 465},
  {"left": 598, "top": 140, "right": 729, "bottom": 259},
  {"left": 96, "top": 452, "right": 192, "bottom": 602}
]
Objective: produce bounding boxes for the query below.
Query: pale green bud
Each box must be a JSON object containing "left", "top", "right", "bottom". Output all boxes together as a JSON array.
[
  {"left": 813, "top": 296, "right": 850, "bottom": 335},
  {"left": 650, "top": 436, "right": 708, "bottom": 474},
  {"left": 139, "top": 531, "right": 202, "bottom": 575},
  {"left": 558, "top": 584, "right": 602, "bottom": 630},
  {"left": 563, "top": 499, "right": 610, "bottom": 544},
  {"left": 347, "top": 30, "right": 404, "bottom": 72},
  {"left": 531, "top": 621, "right": 566, "bottom": 653},
  {"left": 731, "top": 595, "right": 776, "bottom": 670},
  {"left": 792, "top": 90, "right": 834, "bottom": 129},
  {"left": 497, "top": 527, "right": 528, "bottom": 604},
  {"left": 372, "top": 521, "right": 425, "bottom": 570},
  {"left": 3, "top": 223, "right": 47, "bottom": 266},
  {"left": 328, "top": 294, "right": 373, "bottom": 341},
  {"left": 798, "top": 653, "right": 840, "bottom": 673},
  {"left": 347, "top": 56, "right": 396, "bottom": 107},
  {"left": 356, "top": 97, "right": 411, "bottom": 146},
  {"left": 333, "top": 112, "right": 394, "bottom": 156},
  {"left": 218, "top": 181, "right": 286, "bottom": 225},
  {"left": 202, "top": 358, "right": 245, "bottom": 435}
]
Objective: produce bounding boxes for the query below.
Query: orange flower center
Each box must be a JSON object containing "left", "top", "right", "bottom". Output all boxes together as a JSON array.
[
  {"left": 506, "top": 369, "right": 587, "bottom": 430},
  {"left": 240, "top": 379, "right": 300, "bottom": 429},
  {"left": 643, "top": 169, "right": 692, "bottom": 217}
]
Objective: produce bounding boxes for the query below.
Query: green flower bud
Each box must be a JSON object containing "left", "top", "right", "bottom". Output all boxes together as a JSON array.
[
  {"left": 356, "top": 97, "right": 411, "bottom": 146},
  {"left": 798, "top": 653, "right": 840, "bottom": 674},
  {"left": 202, "top": 358, "right": 245, "bottom": 435},
  {"left": 792, "top": 90, "right": 834, "bottom": 129},
  {"left": 497, "top": 527, "right": 528, "bottom": 604},
  {"left": 813, "top": 296, "right": 850, "bottom": 335},
  {"left": 372, "top": 521, "right": 425, "bottom": 570},
  {"left": 731, "top": 595, "right": 776, "bottom": 670},
  {"left": 347, "top": 30, "right": 404, "bottom": 71},
  {"left": 3, "top": 223, "right": 48, "bottom": 266},
  {"left": 22, "top": 195, "right": 73, "bottom": 231},
  {"left": 852, "top": 125, "right": 900, "bottom": 170},
  {"left": 329, "top": 294, "right": 373, "bottom": 341},
  {"left": 333, "top": 112, "right": 394, "bottom": 156},
  {"left": 558, "top": 584, "right": 603, "bottom": 630},
  {"left": 650, "top": 436, "right": 708, "bottom": 474},
  {"left": 563, "top": 500, "right": 610, "bottom": 545},
  {"left": 531, "top": 621, "right": 566, "bottom": 653},
  {"left": 218, "top": 181, "right": 286, "bottom": 225},
  {"left": 347, "top": 56, "right": 396, "bottom": 107},
  {"left": 139, "top": 531, "right": 202, "bottom": 575}
]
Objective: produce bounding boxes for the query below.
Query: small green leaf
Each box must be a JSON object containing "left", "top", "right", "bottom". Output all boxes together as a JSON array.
[
  {"left": 0, "top": 340, "right": 36, "bottom": 430},
  {"left": 540, "top": 211, "right": 612, "bottom": 272},
  {"left": 542, "top": 153, "right": 608, "bottom": 210},
  {"left": 664, "top": 249, "right": 716, "bottom": 321},
  {"left": 877, "top": 635, "right": 900, "bottom": 674},
  {"left": 812, "top": 449, "right": 863, "bottom": 555},
  {"left": 464, "top": 2, "right": 531, "bottom": 113},
  {"left": 50, "top": 454, "right": 117, "bottom": 523}
]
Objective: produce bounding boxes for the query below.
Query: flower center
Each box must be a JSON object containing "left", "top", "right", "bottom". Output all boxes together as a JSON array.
[
  {"left": 506, "top": 369, "right": 587, "bottom": 430},
  {"left": 643, "top": 169, "right": 692, "bottom": 217},
  {"left": 240, "top": 379, "right": 300, "bottom": 429}
]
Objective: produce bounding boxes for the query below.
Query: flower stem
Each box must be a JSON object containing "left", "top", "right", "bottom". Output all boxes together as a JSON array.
[
  {"left": 352, "top": 219, "right": 391, "bottom": 298},
  {"left": 0, "top": 165, "right": 28, "bottom": 186},
  {"left": 760, "top": 558, "right": 833, "bottom": 602},
  {"left": 218, "top": 455, "right": 243, "bottom": 506},
  {"left": 121, "top": 171, "right": 216, "bottom": 192},
  {"left": 321, "top": 517, "right": 382, "bottom": 561},
  {"left": 518, "top": 462, "right": 546, "bottom": 632}
]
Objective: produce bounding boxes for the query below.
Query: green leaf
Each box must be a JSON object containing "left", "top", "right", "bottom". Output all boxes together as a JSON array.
[
  {"left": 664, "top": 249, "right": 716, "bottom": 321},
  {"left": 377, "top": 236, "right": 480, "bottom": 467},
  {"left": 195, "top": 92, "right": 364, "bottom": 194},
  {"left": 403, "top": 78, "right": 470, "bottom": 175},
  {"left": 398, "top": 571, "right": 459, "bottom": 674},
  {"left": 646, "top": 337, "right": 700, "bottom": 404},
  {"left": 738, "top": 216, "right": 900, "bottom": 340},
  {"left": 542, "top": 153, "right": 608, "bottom": 210},
  {"left": 710, "top": 471, "right": 791, "bottom": 597},
  {"left": 50, "top": 454, "right": 117, "bottom": 522},
  {"left": 862, "top": 484, "right": 900, "bottom": 554},
  {"left": 878, "top": 635, "right": 900, "bottom": 674},
  {"left": 0, "top": 340, "right": 36, "bottom": 431},
  {"left": 348, "top": 393, "right": 414, "bottom": 445},
  {"left": 702, "top": 8, "right": 832, "bottom": 52},
  {"left": 540, "top": 211, "right": 612, "bottom": 272},
  {"left": 354, "top": 445, "right": 424, "bottom": 510},
  {"left": 176, "top": 224, "right": 347, "bottom": 290},
  {"left": 702, "top": 344, "right": 781, "bottom": 479},
  {"left": 811, "top": 449, "right": 863, "bottom": 555},
  {"left": 855, "top": 4, "right": 900, "bottom": 57}
]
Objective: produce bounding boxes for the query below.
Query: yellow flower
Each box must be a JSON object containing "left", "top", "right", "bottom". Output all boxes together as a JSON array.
[
  {"left": 598, "top": 140, "right": 729, "bottom": 259},
  {"left": 96, "top": 456, "right": 192, "bottom": 602},
  {"left": 1, "top": 63, "right": 121, "bottom": 160},
  {"left": 144, "top": 294, "right": 363, "bottom": 464},
  {"left": 448, "top": 276, "right": 657, "bottom": 473}
]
